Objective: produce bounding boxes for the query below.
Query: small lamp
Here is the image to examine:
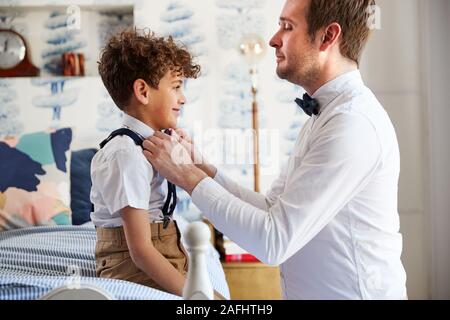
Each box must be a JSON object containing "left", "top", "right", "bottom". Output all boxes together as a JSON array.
[{"left": 237, "top": 34, "right": 267, "bottom": 193}]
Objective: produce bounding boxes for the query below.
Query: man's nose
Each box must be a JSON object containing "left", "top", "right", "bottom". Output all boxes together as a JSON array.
[{"left": 269, "top": 31, "right": 281, "bottom": 48}]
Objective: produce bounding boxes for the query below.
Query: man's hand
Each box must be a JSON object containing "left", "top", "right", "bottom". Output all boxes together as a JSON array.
[
  {"left": 173, "top": 129, "right": 217, "bottom": 179},
  {"left": 173, "top": 129, "right": 203, "bottom": 164},
  {"left": 143, "top": 131, "right": 208, "bottom": 194}
]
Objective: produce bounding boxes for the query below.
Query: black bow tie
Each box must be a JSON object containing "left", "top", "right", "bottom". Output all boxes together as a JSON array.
[{"left": 295, "top": 93, "right": 320, "bottom": 117}]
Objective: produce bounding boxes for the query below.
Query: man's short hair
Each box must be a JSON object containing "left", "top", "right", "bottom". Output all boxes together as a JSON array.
[
  {"left": 98, "top": 28, "right": 200, "bottom": 110},
  {"left": 306, "top": 0, "right": 376, "bottom": 65}
]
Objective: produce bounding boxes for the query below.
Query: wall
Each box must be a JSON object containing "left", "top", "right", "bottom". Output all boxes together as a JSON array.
[
  {"left": 0, "top": 0, "right": 305, "bottom": 221},
  {"left": 360, "top": 0, "right": 450, "bottom": 299},
  {"left": 132, "top": 0, "right": 307, "bottom": 194},
  {"left": 422, "top": 0, "right": 450, "bottom": 300}
]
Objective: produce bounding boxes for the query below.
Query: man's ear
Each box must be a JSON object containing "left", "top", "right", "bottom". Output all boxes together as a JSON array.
[
  {"left": 319, "top": 22, "right": 342, "bottom": 52},
  {"left": 133, "top": 79, "right": 150, "bottom": 105}
]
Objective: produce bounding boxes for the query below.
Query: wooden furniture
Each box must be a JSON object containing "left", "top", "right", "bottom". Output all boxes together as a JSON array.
[{"left": 222, "top": 262, "right": 282, "bottom": 300}]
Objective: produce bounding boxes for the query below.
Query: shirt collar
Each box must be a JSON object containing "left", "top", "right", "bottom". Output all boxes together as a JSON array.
[
  {"left": 122, "top": 113, "right": 155, "bottom": 139},
  {"left": 311, "top": 70, "right": 364, "bottom": 114}
]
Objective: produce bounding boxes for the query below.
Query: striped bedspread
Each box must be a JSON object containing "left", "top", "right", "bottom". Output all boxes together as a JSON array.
[{"left": 0, "top": 223, "right": 230, "bottom": 300}]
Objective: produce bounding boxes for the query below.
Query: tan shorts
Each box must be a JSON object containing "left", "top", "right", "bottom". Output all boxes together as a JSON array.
[{"left": 95, "top": 220, "right": 189, "bottom": 292}]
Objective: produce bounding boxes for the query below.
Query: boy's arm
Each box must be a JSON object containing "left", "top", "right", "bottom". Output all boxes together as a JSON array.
[{"left": 121, "top": 206, "right": 186, "bottom": 297}]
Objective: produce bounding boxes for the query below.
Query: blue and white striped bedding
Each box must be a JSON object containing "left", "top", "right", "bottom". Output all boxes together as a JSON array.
[{"left": 0, "top": 222, "right": 230, "bottom": 300}]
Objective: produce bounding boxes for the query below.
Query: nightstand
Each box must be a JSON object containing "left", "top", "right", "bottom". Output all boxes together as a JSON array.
[{"left": 222, "top": 262, "right": 282, "bottom": 300}]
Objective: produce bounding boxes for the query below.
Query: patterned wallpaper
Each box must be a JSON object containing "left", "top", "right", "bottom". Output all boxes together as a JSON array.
[{"left": 0, "top": 0, "right": 309, "bottom": 220}]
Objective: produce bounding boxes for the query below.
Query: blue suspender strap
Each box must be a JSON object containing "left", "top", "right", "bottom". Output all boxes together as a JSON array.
[
  {"left": 161, "top": 129, "right": 177, "bottom": 229},
  {"left": 161, "top": 182, "right": 177, "bottom": 228},
  {"left": 99, "top": 128, "right": 177, "bottom": 229},
  {"left": 99, "top": 128, "right": 144, "bottom": 149}
]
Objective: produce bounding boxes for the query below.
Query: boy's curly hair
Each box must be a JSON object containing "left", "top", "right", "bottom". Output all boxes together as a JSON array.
[{"left": 98, "top": 28, "right": 201, "bottom": 110}]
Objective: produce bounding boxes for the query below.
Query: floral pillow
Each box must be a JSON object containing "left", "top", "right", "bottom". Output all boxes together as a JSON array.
[{"left": 0, "top": 128, "right": 73, "bottom": 231}]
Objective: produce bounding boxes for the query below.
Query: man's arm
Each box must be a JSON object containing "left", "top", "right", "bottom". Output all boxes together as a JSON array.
[
  {"left": 190, "top": 114, "right": 382, "bottom": 265},
  {"left": 195, "top": 161, "right": 269, "bottom": 211},
  {"left": 173, "top": 129, "right": 270, "bottom": 210},
  {"left": 143, "top": 115, "right": 381, "bottom": 265},
  {"left": 121, "top": 206, "right": 186, "bottom": 296},
  {"left": 143, "top": 132, "right": 268, "bottom": 209},
  {"left": 195, "top": 161, "right": 217, "bottom": 179}
]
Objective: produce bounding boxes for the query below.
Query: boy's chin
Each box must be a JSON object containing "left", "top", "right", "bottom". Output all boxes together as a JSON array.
[{"left": 164, "top": 119, "right": 178, "bottom": 130}]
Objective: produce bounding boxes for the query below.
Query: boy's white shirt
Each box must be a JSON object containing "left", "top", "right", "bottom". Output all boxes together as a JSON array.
[{"left": 90, "top": 113, "right": 168, "bottom": 227}]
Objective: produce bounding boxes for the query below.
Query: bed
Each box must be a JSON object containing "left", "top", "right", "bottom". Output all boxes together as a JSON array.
[
  {"left": 0, "top": 217, "right": 230, "bottom": 300},
  {"left": 0, "top": 136, "right": 229, "bottom": 300}
]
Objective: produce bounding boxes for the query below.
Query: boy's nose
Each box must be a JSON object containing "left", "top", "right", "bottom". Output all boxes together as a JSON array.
[{"left": 179, "top": 94, "right": 186, "bottom": 105}]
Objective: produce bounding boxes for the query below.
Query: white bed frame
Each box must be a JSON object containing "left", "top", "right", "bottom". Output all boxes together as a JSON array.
[{"left": 40, "top": 283, "right": 114, "bottom": 300}]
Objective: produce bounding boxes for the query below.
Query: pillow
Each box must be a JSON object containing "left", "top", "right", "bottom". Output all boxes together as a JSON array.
[
  {"left": 0, "top": 128, "right": 73, "bottom": 231},
  {"left": 70, "top": 148, "right": 97, "bottom": 225}
]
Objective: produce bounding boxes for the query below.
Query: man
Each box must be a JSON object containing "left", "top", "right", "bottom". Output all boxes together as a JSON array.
[{"left": 143, "top": 0, "right": 407, "bottom": 299}]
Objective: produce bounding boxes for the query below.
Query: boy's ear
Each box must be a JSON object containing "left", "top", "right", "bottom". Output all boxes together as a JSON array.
[{"left": 133, "top": 79, "right": 150, "bottom": 105}]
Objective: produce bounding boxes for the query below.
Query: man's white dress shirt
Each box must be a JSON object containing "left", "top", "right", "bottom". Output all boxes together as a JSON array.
[
  {"left": 90, "top": 114, "right": 168, "bottom": 227},
  {"left": 192, "top": 70, "right": 407, "bottom": 299}
]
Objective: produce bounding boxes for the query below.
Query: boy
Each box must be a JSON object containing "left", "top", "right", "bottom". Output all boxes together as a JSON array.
[{"left": 90, "top": 28, "right": 200, "bottom": 297}]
